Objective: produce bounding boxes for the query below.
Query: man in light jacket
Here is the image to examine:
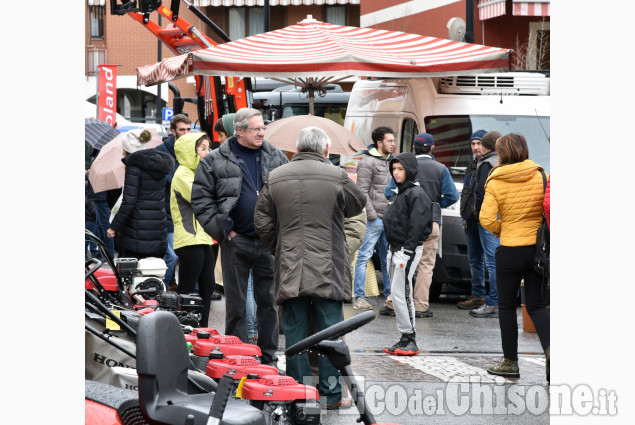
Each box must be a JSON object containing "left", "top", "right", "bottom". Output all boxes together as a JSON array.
[
  {"left": 352, "top": 126, "right": 395, "bottom": 310},
  {"left": 254, "top": 126, "right": 366, "bottom": 410}
]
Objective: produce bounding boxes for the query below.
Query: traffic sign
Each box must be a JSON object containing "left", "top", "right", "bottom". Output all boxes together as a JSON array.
[{"left": 162, "top": 107, "right": 174, "bottom": 122}]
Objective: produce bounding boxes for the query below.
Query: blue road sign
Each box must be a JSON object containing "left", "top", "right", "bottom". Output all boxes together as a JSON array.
[{"left": 163, "top": 107, "right": 174, "bottom": 122}]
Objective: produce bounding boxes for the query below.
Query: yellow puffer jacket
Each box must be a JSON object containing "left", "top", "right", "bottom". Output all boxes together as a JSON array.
[
  {"left": 479, "top": 159, "right": 547, "bottom": 247},
  {"left": 171, "top": 132, "right": 213, "bottom": 250}
]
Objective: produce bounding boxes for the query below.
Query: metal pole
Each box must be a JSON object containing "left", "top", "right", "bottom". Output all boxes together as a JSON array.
[
  {"left": 156, "top": 15, "right": 162, "bottom": 124},
  {"left": 264, "top": 0, "right": 270, "bottom": 32},
  {"left": 465, "top": 0, "right": 474, "bottom": 43}
]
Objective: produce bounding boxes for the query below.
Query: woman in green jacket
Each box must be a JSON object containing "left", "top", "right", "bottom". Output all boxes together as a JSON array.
[{"left": 171, "top": 132, "right": 215, "bottom": 326}]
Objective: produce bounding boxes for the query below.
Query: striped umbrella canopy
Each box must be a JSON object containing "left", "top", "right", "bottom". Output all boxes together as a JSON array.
[
  {"left": 85, "top": 118, "right": 121, "bottom": 151},
  {"left": 137, "top": 18, "right": 510, "bottom": 112}
]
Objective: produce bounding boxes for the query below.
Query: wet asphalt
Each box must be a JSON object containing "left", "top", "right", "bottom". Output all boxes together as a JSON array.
[{"left": 205, "top": 282, "right": 549, "bottom": 425}]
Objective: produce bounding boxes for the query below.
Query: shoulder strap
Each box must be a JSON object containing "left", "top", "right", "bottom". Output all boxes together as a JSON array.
[
  {"left": 539, "top": 169, "right": 547, "bottom": 193},
  {"left": 539, "top": 169, "right": 547, "bottom": 222}
]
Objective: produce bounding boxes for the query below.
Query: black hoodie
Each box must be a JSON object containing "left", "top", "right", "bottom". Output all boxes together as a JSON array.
[
  {"left": 111, "top": 149, "right": 175, "bottom": 256},
  {"left": 383, "top": 153, "right": 433, "bottom": 253}
]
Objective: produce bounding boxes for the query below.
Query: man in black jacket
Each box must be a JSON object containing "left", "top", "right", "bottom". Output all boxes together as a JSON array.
[
  {"left": 191, "top": 108, "right": 288, "bottom": 366},
  {"left": 381, "top": 133, "right": 459, "bottom": 318},
  {"left": 458, "top": 130, "right": 502, "bottom": 318},
  {"left": 382, "top": 153, "right": 432, "bottom": 356}
]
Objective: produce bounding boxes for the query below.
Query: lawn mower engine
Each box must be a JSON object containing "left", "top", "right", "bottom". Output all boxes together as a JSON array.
[
  {"left": 116, "top": 257, "right": 203, "bottom": 327},
  {"left": 117, "top": 257, "right": 167, "bottom": 302}
]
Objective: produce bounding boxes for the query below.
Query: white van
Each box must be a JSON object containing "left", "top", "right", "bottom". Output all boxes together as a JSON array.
[{"left": 343, "top": 72, "right": 550, "bottom": 299}]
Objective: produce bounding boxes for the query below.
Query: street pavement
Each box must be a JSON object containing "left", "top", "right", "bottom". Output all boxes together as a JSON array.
[{"left": 205, "top": 288, "right": 549, "bottom": 425}]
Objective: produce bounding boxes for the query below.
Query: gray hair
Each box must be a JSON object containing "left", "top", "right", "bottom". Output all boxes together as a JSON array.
[
  {"left": 233, "top": 108, "right": 263, "bottom": 132},
  {"left": 296, "top": 126, "right": 331, "bottom": 154}
]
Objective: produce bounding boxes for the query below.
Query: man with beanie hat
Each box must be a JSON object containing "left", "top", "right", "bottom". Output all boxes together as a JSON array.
[
  {"left": 458, "top": 130, "right": 501, "bottom": 317},
  {"left": 382, "top": 152, "right": 433, "bottom": 355},
  {"left": 380, "top": 132, "right": 459, "bottom": 318}
]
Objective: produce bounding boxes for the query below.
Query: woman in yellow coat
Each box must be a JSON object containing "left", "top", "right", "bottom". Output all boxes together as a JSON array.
[
  {"left": 479, "top": 133, "right": 550, "bottom": 382},
  {"left": 171, "top": 132, "right": 215, "bottom": 326}
]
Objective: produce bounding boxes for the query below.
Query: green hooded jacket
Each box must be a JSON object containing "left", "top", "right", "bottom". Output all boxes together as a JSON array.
[{"left": 171, "top": 132, "right": 213, "bottom": 249}]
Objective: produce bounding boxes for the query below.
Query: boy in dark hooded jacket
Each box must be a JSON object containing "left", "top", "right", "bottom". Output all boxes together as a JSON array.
[{"left": 382, "top": 152, "right": 433, "bottom": 355}]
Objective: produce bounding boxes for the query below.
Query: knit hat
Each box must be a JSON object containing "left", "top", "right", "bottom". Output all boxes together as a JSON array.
[
  {"left": 413, "top": 132, "right": 434, "bottom": 148},
  {"left": 481, "top": 131, "right": 502, "bottom": 151},
  {"left": 470, "top": 130, "right": 487, "bottom": 142},
  {"left": 122, "top": 129, "right": 152, "bottom": 154}
]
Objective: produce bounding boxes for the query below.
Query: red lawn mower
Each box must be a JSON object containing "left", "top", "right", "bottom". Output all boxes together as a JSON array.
[{"left": 85, "top": 230, "right": 397, "bottom": 425}]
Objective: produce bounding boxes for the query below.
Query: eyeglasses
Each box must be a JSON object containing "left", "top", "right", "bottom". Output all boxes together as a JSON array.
[
  {"left": 247, "top": 127, "right": 267, "bottom": 133},
  {"left": 196, "top": 147, "right": 211, "bottom": 152}
]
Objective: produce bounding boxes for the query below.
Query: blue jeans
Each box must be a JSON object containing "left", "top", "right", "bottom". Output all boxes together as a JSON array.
[
  {"left": 354, "top": 218, "right": 390, "bottom": 298},
  {"left": 85, "top": 221, "right": 100, "bottom": 260},
  {"left": 163, "top": 232, "right": 178, "bottom": 286},
  {"left": 246, "top": 272, "right": 258, "bottom": 338},
  {"left": 464, "top": 220, "right": 500, "bottom": 305},
  {"left": 94, "top": 199, "right": 114, "bottom": 259}
]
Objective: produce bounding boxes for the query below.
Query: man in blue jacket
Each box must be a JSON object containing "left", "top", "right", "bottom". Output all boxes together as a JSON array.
[
  {"left": 155, "top": 114, "right": 191, "bottom": 289},
  {"left": 380, "top": 133, "right": 459, "bottom": 318}
]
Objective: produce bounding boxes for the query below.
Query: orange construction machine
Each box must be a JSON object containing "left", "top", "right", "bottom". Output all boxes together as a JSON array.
[{"left": 110, "top": 0, "right": 251, "bottom": 141}]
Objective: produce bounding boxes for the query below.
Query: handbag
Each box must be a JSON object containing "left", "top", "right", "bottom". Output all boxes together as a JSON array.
[{"left": 534, "top": 171, "right": 550, "bottom": 281}]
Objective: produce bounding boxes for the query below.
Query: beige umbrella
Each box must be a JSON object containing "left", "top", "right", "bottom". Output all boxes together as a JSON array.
[
  {"left": 264, "top": 115, "right": 366, "bottom": 156},
  {"left": 88, "top": 127, "right": 164, "bottom": 193}
]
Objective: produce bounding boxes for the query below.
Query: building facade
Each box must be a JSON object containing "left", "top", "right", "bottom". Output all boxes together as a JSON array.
[
  {"left": 360, "top": 0, "right": 549, "bottom": 70},
  {"left": 85, "top": 0, "right": 361, "bottom": 125}
]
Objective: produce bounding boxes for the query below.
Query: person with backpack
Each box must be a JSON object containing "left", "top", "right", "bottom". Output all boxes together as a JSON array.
[{"left": 480, "top": 133, "right": 550, "bottom": 382}]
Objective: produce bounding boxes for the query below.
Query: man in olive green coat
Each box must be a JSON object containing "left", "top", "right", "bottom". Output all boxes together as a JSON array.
[{"left": 254, "top": 126, "right": 366, "bottom": 410}]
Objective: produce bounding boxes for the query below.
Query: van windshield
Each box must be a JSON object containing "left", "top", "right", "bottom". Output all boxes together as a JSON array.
[{"left": 424, "top": 114, "right": 550, "bottom": 180}]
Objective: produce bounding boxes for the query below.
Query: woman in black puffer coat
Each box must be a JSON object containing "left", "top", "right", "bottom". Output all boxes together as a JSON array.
[{"left": 108, "top": 129, "right": 175, "bottom": 259}]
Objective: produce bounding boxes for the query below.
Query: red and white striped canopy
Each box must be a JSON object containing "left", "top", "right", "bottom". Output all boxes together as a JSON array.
[
  {"left": 137, "top": 19, "right": 509, "bottom": 86},
  {"left": 512, "top": 0, "right": 550, "bottom": 16},
  {"left": 478, "top": 0, "right": 507, "bottom": 20}
]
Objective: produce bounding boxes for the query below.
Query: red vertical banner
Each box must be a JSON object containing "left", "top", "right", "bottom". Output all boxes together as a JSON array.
[{"left": 97, "top": 65, "right": 117, "bottom": 125}]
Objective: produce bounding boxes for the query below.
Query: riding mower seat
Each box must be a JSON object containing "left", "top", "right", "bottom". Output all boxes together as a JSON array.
[{"left": 136, "top": 311, "right": 265, "bottom": 425}]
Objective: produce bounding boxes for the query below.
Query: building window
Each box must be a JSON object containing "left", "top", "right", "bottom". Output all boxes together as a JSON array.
[
  {"left": 326, "top": 6, "right": 346, "bottom": 26},
  {"left": 228, "top": 7, "right": 264, "bottom": 40},
  {"left": 90, "top": 6, "right": 104, "bottom": 39}
]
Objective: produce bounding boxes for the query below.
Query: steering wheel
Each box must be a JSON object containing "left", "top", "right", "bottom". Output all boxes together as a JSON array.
[{"left": 285, "top": 310, "right": 375, "bottom": 358}]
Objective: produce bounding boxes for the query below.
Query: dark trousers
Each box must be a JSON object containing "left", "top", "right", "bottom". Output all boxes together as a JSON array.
[
  {"left": 496, "top": 245, "right": 550, "bottom": 360},
  {"left": 282, "top": 296, "right": 343, "bottom": 404},
  {"left": 118, "top": 246, "right": 165, "bottom": 260},
  {"left": 220, "top": 234, "right": 278, "bottom": 365},
  {"left": 174, "top": 244, "right": 216, "bottom": 326}
]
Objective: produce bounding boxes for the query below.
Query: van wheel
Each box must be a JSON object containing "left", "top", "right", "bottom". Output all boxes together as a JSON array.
[{"left": 429, "top": 281, "right": 442, "bottom": 302}]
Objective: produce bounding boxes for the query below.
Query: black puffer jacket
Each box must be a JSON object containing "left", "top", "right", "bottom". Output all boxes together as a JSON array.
[
  {"left": 110, "top": 149, "right": 175, "bottom": 256},
  {"left": 383, "top": 153, "right": 433, "bottom": 253},
  {"left": 191, "top": 137, "right": 288, "bottom": 242}
]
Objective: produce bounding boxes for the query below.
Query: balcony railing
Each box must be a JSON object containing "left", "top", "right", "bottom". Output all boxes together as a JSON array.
[{"left": 86, "top": 46, "right": 107, "bottom": 75}]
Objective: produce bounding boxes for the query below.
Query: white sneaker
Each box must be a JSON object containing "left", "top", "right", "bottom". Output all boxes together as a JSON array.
[
  {"left": 469, "top": 304, "right": 498, "bottom": 318},
  {"left": 353, "top": 296, "right": 373, "bottom": 310}
]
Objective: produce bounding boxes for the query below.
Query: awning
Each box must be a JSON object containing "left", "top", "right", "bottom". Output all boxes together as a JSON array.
[
  {"left": 478, "top": 0, "right": 506, "bottom": 20},
  {"left": 512, "top": 0, "right": 550, "bottom": 16},
  {"left": 192, "top": 0, "right": 359, "bottom": 6},
  {"left": 87, "top": 0, "right": 106, "bottom": 6},
  {"left": 137, "top": 19, "right": 510, "bottom": 86},
  {"left": 137, "top": 18, "right": 509, "bottom": 115}
]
